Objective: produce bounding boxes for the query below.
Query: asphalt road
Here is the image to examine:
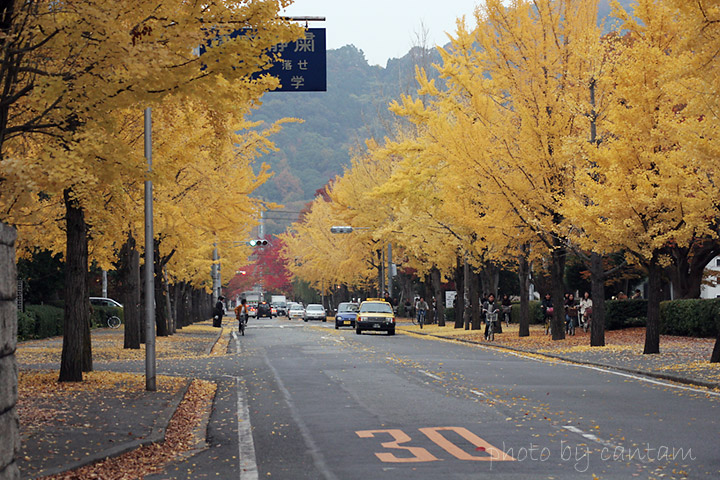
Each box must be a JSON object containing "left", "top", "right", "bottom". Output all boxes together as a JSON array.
[{"left": 146, "top": 317, "right": 720, "bottom": 480}]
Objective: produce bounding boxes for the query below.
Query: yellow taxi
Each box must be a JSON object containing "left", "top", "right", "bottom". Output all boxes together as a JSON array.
[{"left": 356, "top": 298, "right": 395, "bottom": 336}]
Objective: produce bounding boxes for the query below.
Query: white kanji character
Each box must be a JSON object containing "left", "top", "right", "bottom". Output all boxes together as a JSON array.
[
  {"left": 295, "top": 32, "right": 315, "bottom": 52},
  {"left": 290, "top": 76, "right": 305, "bottom": 89}
]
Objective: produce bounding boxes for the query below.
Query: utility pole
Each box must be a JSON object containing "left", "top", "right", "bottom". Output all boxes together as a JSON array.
[
  {"left": 387, "top": 243, "right": 393, "bottom": 298},
  {"left": 144, "top": 107, "right": 156, "bottom": 392}
]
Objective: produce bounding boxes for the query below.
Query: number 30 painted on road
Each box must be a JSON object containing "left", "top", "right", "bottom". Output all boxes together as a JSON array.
[{"left": 355, "top": 427, "right": 516, "bottom": 463}]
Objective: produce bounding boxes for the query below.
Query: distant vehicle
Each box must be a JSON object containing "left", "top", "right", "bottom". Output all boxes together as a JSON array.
[
  {"left": 288, "top": 304, "right": 305, "bottom": 320},
  {"left": 271, "top": 294, "right": 287, "bottom": 304},
  {"left": 304, "top": 304, "right": 326, "bottom": 322},
  {"left": 256, "top": 301, "right": 272, "bottom": 318},
  {"left": 272, "top": 301, "right": 288, "bottom": 317},
  {"left": 356, "top": 298, "right": 395, "bottom": 335},
  {"left": 335, "top": 302, "right": 359, "bottom": 329},
  {"left": 90, "top": 297, "right": 123, "bottom": 308},
  {"left": 247, "top": 304, "right": 258, "bottom": 318}
]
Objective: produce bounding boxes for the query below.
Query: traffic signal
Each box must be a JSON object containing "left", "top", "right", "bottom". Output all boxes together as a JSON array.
[
  {"left": 248, "top": 239, "right": 268, "bottom": 246},
  {"left": 330, "top": 226, "right": 354, "bottom": 234}
]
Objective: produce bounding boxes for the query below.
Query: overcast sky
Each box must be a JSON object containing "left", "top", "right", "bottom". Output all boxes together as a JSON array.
[{"left": 281, "top": 0, "right": 480, "bottom": 67}]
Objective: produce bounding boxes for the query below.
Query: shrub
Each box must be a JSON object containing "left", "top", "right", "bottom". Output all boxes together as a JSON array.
[
  {"left": 604, "top": 299, "right": 647, "bottom": 330},
  {"left": 21, "top": 305, "right": 64, "bottom": 339},
  {"left": 660, "top": 298, "right": 720, "bottom": 338},
  {"left": 17, "top": 310, "right": 35, "bottom": 341},
  {"left": 511, "top": 301, "right": 545, "bottom": 324}
]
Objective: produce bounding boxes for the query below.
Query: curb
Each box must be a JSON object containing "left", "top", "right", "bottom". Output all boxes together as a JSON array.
[
  {"left": 36, "top": 378, "right": 193, "bottom": 478},
  {"left": 397, "top": 328, "right": 720, "bottom": 392}
]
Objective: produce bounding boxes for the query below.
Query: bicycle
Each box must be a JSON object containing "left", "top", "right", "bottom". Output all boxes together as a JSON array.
[
  {"left": 416, "top": 309, "right": 426, "bottom": 328},
  {"left": 485, "top": 311, "right": 497, "bottom": 341},
  {"left": 580, "top": 308, "right": 592, "bottom": 333},
  {"left": 565, "top": 308, "right": 577, "bottom": 336},
  {"left": 502, "top": 306, "right": 511, "bottom": 327},
  {"left": 238, "top": 314, "right": 248, "bottom": 336},
  {"left": 106, "top": 314, "right": 121, "bottom": 329}
]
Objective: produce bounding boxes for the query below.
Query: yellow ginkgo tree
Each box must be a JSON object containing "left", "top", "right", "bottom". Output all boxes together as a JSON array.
[{"left": 0, "top": 0, "right": 304, "bottom": 382}]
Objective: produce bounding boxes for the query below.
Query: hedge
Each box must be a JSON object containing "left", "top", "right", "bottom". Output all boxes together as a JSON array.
[
  {"left": 18, "top": 305, "right": 64, "bottom": 341},
  {"left": 604, "top": 299, "right": 648, "bottom": 330},
  {"left": 511, "top": 301, "right": 545, "bottom": 324},
  {"left": 17, "top": 304, "right": 125, "bottom": 341},
  {"left": 660, "top": 298, "right": 720, "bottom": 338}
]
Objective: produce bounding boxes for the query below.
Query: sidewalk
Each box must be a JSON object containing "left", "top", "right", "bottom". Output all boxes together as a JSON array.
[
  {"left": 396, "top": 321, "right": 720, "bottom": 389},
  {"left": 16, "top": 319, "right": 227, "bottom": 479}
]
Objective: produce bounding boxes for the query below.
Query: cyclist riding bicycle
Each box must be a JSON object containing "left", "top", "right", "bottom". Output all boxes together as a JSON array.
[
  {"left": 415, "top": 297, "right": 429, "bottom": 329},
  {"left": 579, "top": 292, "right": 592, "bottom": 332},
  {"left": 234, "top": 298, "right": 249, "bottom": 335},
  {"left": 501, "top": 294, "right": 512, "bottom": 327},
  {"left": 565, "top": 293, "right": 578, "bottom": 336},
  {"left": 482, "top": 293, "right": 499, "bottom": 341}
]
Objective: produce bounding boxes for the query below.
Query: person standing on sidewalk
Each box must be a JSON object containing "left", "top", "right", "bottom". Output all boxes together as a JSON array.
[{"left": 213, "top": 296, "right": 225, "bottom": 327}]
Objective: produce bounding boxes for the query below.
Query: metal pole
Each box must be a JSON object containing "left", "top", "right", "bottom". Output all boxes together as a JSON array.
[
  {"left": 387, "top": 243, "right": 393, "bottom": 298},
  {"left": 102, "top": 270, "right": 108, "bottom": 298},
  {"left": 144, "top": 107, "right": 156, "bottom": 392},
  {"left": 212, "top": 244, "right": 220, "bottom": 304}
]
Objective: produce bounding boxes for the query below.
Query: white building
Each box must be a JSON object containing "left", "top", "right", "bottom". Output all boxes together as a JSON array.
[{"left": 700, "top": 256, "right": 720, "bottom": 299}]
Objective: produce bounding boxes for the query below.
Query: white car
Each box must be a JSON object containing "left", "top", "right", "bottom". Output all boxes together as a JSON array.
[
  {"left": 304, "top": 304, "right": 326, "bottom": 322},
  {"left": 288, "top": 304, "right": 305, "bottom": 320},
  {"left": 90, "top": 297, "right": 123, "bottom": 308}
]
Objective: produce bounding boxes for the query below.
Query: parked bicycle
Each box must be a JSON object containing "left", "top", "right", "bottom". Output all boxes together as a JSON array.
[{"left": 106, "top": 314, "right": 121, "bottom": 329}]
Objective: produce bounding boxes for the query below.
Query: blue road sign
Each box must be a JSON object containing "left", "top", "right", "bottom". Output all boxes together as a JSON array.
[
  {"left": 198, "top": 28, "right": 327, "bottom": 92},
  {"left": 265, "top": 28, "right": 326, "bottom": 92}
]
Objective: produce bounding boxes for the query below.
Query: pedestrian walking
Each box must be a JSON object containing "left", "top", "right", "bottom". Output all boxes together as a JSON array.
[{"left": 213, "top": 296, "right": 225, "bottom": 327}]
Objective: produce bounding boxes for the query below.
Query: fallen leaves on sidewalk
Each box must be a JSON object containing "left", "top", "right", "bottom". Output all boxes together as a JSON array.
[
  {"left": 43, "top": 379, "right": 217, "bottom": 480},
  {"left": 17, "top": 321, "right": 225, "bottom": 365}
]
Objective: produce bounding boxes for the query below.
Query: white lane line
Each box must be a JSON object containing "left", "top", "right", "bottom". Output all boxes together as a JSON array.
[
  {"left": 231, "top": 332, "right": 259, "bottom": 480},
  {"left": 464, "top": 343, "right": 720, "bottom": 398},
  {"left": 573, "top": 364, "right": 720, "bottom": 398},
  {"left": 262, "top": 351, "right": 339, "bottom": 480},
  {"left": 563, "top": 425, "right": 617, "bottom": 449},
  {"left": 418, "top": 370, "right": 442, "bottom": 380},
  {"left": 321, "top": 336, "right": 345, "bottom": 343},
  {"left": 470, "top": 389, "right": 490, "bottom": 398}
]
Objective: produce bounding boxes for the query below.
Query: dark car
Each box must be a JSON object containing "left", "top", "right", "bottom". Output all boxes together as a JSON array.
[
  {"left": 256, "top": 301, "right": 272, "bottom": 318},
  {"left": 335, "top": 302, "right": 359, "bottom": 329},
  {"left": 273, "top": 302, "right": 288, "bottom": 317}
]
